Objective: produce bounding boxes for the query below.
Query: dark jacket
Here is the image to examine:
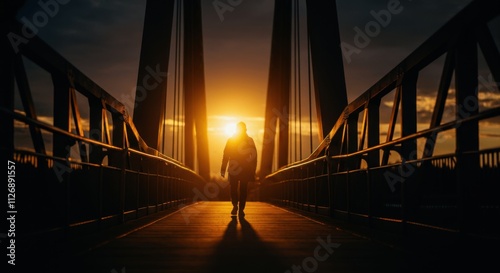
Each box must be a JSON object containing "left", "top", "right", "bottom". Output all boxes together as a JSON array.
[{"left": 221, "top": 133, "right": 257, "bottom": 181}]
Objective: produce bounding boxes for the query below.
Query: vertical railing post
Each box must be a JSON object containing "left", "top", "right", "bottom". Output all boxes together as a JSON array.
[
  {"left": 367, "top": 99, "right": 380, "bottom": 228},
  {"left": 312, "top": 161, "right": 318, "bottom": 213},
  {"left": 52, "top": 74, "right": 72, "bottom": 160},
  {"left": 400, "top": 72, "right": 418, "bottom": 236},
  {"left": 347, "top": 115, "right": 358, "bottom": 221},
  {"left": 366, "top": 167, "right": 372, "bottom": 229},
  {"left": 146, "top": 161, "right": 150, "bottom": 215},
  {"left": 98, "top": 165, "right": 103, "bottom": 227},
  {"left": 88, "top": 97, "right": 104, "bottom": 164},
  {"left": 112, "top": 113, "right": 126, "bottom": 223},
  {"left": 0, "top": 1, "right": 24, "bottom": 161},
  {"left": 327, "top": 152, "right": 334, "bottom": 218},
  {"left": 305, "top": 167, "right": 308, "bottom": 210},
  {"left": 455, "top": 28, "right": 479, "bottom": 236},
  {"left": 156, "top": 160, "right": 160, "bottom": 213}
]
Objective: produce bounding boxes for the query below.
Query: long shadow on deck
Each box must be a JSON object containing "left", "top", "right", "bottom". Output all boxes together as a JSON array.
[{"left": 207, "top": 215, "right": 289, "bottom": 273}]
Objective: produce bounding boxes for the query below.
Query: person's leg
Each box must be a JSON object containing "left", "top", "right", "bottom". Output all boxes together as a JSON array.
[
  {"left": 239, "top": 180, "right": 249, "bottom": 214},
  {"left": 230, "top": 180, "right": 239, "bottom": 214}
]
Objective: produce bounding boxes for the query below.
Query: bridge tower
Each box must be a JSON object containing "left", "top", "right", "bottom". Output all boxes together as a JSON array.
[
  {"left": 133, "top": 0, "right": 210, "bottom": 181},
  {"left": 260, "top": 0, "right": 348, "bottom": 178}
]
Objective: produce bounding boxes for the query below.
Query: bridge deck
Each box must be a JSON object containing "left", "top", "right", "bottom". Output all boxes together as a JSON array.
[{"left": 34, "top": 202, "right": 489, "bottom": 273}]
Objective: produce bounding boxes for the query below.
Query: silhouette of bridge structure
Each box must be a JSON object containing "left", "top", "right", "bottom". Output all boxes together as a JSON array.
[{"left": 1, "top": 0, "right": 499, "bottom": 272}]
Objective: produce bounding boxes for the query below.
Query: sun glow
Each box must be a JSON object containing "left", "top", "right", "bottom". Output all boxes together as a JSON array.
[{"left": 224, "top": 122, "right": 236, "bottom": 137}]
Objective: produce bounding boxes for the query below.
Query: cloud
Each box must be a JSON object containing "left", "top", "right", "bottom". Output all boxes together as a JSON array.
[
  {"left": 338, "top": 0, "right": 473, "bottom": 97},
  {"left": 17, "top": 0, "right": 146, "bottom": 101},
  {"left": 12, "top": 0, "right": 498, "bottom": 171}
]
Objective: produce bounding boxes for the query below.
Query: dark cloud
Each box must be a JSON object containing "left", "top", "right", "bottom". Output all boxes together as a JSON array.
[
  {"left": 17, "top": 0, "right": 146, "bottom": 99},
  {"left": 15, "top": 0, "right": 479, "bottom": 107},
  {"left": 12, "top": 0, "right": 499, "bottom": 159},
  {"left": 338, "top": 0, "right": 474, "bottom": 96}
]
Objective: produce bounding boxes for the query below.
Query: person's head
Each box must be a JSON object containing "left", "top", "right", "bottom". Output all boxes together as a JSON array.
[{"left": 236, "top": 121, "right": 247, "bottom": 135}]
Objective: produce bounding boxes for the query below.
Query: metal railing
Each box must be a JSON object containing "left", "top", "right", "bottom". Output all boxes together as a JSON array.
[
  {"left": 261, "top": 0, "right": 500, "bottom": 240},
  {"left": 1, "top": 16, "right": 205, "bottom": 243}
]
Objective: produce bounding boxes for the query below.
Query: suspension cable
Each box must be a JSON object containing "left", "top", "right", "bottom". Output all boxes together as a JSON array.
[
  {"left": 307, "top": 28, "right": 313, "bottom": 154},
  {"left": 171, "top": 1, "right": 180, "bottom": 158},
  {"left": 177, "top": 0, "right": 184, "bottom": 162},
  {"left": 172, "top": 0, "right": 181, "bottom": 158},
  {"left": 290, "top": 0, "right": 296, "bottom": 163},
  {"left": 295, "top": 0, "right": 302, "bottom": 160},
  {"left": 291, "top": 0, "right": 303, "bottom": 162}
]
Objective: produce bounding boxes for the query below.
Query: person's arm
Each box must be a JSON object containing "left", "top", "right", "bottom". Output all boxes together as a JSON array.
[
  {"left": 249, "top": 138, "right": 258, "bottom": 179},
  {"left": 220, "top": 140, "right": 230, "bottom": 177}
]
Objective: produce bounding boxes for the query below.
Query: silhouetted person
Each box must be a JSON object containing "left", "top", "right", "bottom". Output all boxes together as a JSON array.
[{"left": 220, "top": 122, "right": 257, "bottom": 216}]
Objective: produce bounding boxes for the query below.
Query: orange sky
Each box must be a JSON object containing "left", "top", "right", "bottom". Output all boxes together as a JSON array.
[{"left": 12, "top": 0, "right": 500, "bottom": 178}]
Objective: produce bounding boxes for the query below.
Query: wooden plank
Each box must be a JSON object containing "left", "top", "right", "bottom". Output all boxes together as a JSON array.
[{"left": 30, "top": 202, "right": 413, "bottom": 273}]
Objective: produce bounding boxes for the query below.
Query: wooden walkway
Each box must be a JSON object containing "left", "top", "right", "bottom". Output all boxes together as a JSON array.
[{"left": 32, "top": 201, "right": 417, "bottom": 273}]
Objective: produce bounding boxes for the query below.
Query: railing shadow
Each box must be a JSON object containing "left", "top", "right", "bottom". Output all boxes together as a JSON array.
[{"left": 206, "top": 216, "right": 289, "bottom": 273}]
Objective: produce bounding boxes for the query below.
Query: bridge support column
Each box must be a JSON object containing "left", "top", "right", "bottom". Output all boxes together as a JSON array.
[
  {"left": 306, "top": 0, "right": 347, "bottom": 140},
  {"left": 366, "top": 100, "right": 380, "bottom": 227},
  {"left": 109, "top": 114, "right": 126, "bottom": 168},
  {"left": 0, "top": 11, "right": 16, "bottom": 157},
  {"left": 455, "top": 28, "right": 479, "bottom": 236},
  {"left": 52, "top": 75, "right": 72, "bottom": 159},
  {"left": 400, "top": 72, "right": 418, "bottom": 235},
  {"left": 89, "top": 98, "right": 105, "bottom": 164},
  {"left": 260, "top": 0, "right": 292, "bottom": 178},
  {"left": 133, "top": 0, "right": 175, "bottom": 150},
  {"left": 183, "top": 0, "right": 210, "bottom": 181}
]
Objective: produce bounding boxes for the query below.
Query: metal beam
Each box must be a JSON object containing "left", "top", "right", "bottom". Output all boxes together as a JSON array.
[
  {"left": 70, "top": 88, "right": 88, "bottom": 162},
  {"left": 260, "top": 0, "right": 292, "bottom": 178},
  {"left": 133, "top": 0, "right": 175, "bottom": 150},
  {"left": 400, "top": 72, "right": 418, "bottom": 161},
  {"left": 306, "top": 0, "right": 348, "bottom": 139},
  {"left": 367, "top": 99, "right": 380, "bottom": 168},
  {"left": 52, "top": 74, "right": 72, "bottom": 159},
  {"left": 382, "top": 86, "right": 401, "bottom": 165},
  {"left": 183, "top": 0, "right": 210, "bottom": 181},
  {"left": 88, "top": 97, "right": 104, "bottom": 164},
  {"left": 15, "top": 56, "right": 47, "bottom": 155},
  {"left": 423, "top": 51, "right": 455, "bottom": 158},
  {"left": 477, "top": 23, "right": 500, "bottom": 86},
  {"left": 455, "top": 28, "right": 479, "bottom": 234},
  {"left": 0, "top": 1, "right": 24, "bottom": 158}
]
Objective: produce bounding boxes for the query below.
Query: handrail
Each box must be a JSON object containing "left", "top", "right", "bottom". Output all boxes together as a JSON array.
[
  {"left": 2, "top": 108, "right": 120, "bottom": 151},
  {"left": 1, "top": 107, "right": 201, "bottom": 177},
  {"left": 267, "top": 0, "right": 500, "bottom": 175},
  {"left": 8, "top": 20, "right": 158, "bottom": 158},
  {"left": 268, "top": 106, "right": 500, "bottom": 176},
  {"left": 6, "top": 20, "right": 199, "bottom": 177}
]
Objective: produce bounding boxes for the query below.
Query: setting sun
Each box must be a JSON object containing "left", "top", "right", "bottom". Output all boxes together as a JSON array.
[{"left": 224, "top": 122, "right": 236, "bottom": 137}]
